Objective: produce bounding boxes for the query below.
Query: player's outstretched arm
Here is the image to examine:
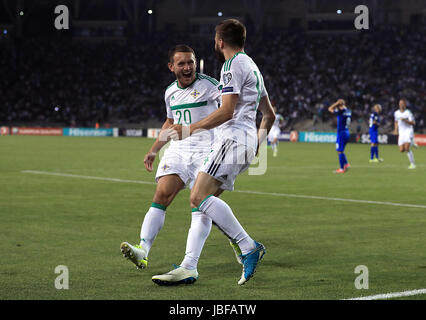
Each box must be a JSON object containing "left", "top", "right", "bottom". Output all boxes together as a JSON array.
[
  {"left": 190, "top": 93, "right": 237, "bottom": 133},
  {"left": 169, "top": 94, "right": 237, "bottom": 140},
  {"left": 257, "top": 95, "right": 276, "bottom": 149},
  {"left": 144, "top": 118, "right": 173, "bottom": 172}
]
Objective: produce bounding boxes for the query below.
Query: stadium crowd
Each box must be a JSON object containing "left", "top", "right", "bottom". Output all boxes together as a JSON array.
[{"left": 0, "top": 25, "right": 424, "bottom": 132}]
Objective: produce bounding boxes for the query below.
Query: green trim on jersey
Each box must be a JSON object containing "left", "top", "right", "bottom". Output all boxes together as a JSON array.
[
  {"left": 223, "top": 51, "right": 246, "bottom": 72},
  {"left": 253, "top": 71, "right": 261, "bottom": 111},
  {"left": 176, "top": 75, "right": 199, "bottom": 89},
  {"left": 167, "top": 73, "right": 218, "bottom": 90},
  {"left": 198, "top": 74, "right": 219, "bottom": 86},
  {"left": 166, "top": 80, "right": 177, "bottom": 90},
  {"left": 170, "top": 101, "right": 208, "bottom": 111}
]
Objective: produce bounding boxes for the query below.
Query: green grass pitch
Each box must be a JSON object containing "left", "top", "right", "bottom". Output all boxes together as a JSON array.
[{"left": 0, "top": 136, "right": 425, "bottom": 300}]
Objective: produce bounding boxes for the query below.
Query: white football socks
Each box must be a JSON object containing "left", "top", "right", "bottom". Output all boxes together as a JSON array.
[
  {"left": 198, "top": 196, "right": 255, "bottom": 255},
  {"left": 407, "top": 150, "right": 415, "bottom": 164},
  {"left": 180, "top": 211, "right": 212, "bottom": 270},
  {"left": 139, "top": 204, "right": 166, "bottom": 254}
]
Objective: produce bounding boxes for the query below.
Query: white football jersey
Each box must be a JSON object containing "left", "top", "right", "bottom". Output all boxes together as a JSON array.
[
  {"left": 219, "top": 52, "right": 268, "bottom": 150},
  {"left": 165, "top": 73, "right": 222, "bottom": 152},
  {"left": 394, "top": 109, "right": 414, "bottom": 134}
]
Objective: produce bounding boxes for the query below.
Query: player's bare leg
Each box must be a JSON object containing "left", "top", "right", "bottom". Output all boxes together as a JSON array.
[
  {"left": 152, "top": 174, "right": 185, "bottom": 207},
  {"left": 190, "top": 172, "right": 223, "bottom": 209},
  {"left": 121, "top": 174, "right": 184, "bottom": 269}
]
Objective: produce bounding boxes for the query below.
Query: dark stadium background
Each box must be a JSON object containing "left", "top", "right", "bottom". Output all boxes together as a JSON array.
[
  {"left": 1, "top": 1, "right": 426, "bottom": 304},
  {"left": 0, "top": 0, "right": 424, "bottom": 134}
]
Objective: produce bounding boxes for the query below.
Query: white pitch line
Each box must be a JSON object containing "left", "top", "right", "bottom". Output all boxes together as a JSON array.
[
  {"left": 233, "top": 190, "right": 426, "bottom": 209},
  {"left": 345, "top": 288, "right": 426, "bottom": 300},
  {"left": 21, "top": 170, "right": 156, "bottom": 185},
  {"left": 22, "top": 170, "right": 426, "bottom": 209}
]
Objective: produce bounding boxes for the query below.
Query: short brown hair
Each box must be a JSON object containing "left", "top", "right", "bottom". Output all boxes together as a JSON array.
[
  {"left": 215, "top": 19, "right": 246, "bottom": 49},
  {"left": 168, "top": 44, "right": 195, "bottom": 63}
]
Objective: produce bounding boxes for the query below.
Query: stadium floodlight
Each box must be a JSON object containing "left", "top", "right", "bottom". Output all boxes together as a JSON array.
[
  {"left": 19, "top": 11, "right": 24, "bottom": 16},
  {"left": 337, "top": 9, "right": 342, "bottom": 14},
  {"left": 3, "top": 29, "right": 7, "bottom": 35},
  {"left": 148, "top": 9, "right": 153, "bottom": 15},
  {"left": 200, "top": 58, "right": 204, "bottom": 74},
  {"left": 217, "top": 12, "right": 223, "bottom": 17}
]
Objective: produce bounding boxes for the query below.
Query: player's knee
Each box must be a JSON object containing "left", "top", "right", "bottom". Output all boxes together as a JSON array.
[
  {"left": 153, "top": 189, "right": 176, "bottom": 208},
  {"left": 190, "top": 192, "right": 204, "bottom": 209}
]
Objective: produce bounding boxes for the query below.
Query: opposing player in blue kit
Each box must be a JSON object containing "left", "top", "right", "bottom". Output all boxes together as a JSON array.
[
  {"left": 369, "top": 104, "right": 384, "bottom": 163},
  {"left": 328, "top": 99, "right": 352, "bottom": 173}
]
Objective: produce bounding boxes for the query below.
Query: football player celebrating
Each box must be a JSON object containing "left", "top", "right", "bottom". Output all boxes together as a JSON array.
[
  {"left": 120, "top": 45, "right": 224, "bottom": 269},
  {"left": 152, "top": 19, "right": 275, "bottom": 286}
]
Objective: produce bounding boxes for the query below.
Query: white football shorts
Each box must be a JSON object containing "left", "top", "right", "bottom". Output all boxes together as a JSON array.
[
  {"left": 199, "top": 139, "right": 256, "bottom": 191},
  {"left": 155, "top": 146, "right": 209, "bottom": 189},
  {"left": 398, "top": 130, "right": 414, "bottom": 146}
]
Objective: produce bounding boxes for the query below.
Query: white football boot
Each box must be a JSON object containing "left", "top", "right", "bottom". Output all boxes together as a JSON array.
[
  {"left": 152, "top": 265, "right": 198, "bottom": 286},
  {"left": 120, "top": 242, "right": 148, "bottom": 269}
]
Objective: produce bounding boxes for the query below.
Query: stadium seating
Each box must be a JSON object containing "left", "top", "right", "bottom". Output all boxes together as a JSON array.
[{"left": 0, "top": 25, "right": 424, "bottom": 132}]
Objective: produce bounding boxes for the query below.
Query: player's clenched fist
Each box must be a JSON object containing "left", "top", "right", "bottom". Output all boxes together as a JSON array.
[
  {"left": 168, "top": 124, "right": 183, "bottom": 140},
  {"left": 143, "top": 152, "right": 156, "bottom": 172}
]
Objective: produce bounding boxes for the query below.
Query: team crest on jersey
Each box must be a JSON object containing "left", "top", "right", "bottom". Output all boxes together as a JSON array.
[
  {"left": 191, "top": 89, "right": 200, "bottom": 98},
  {"left": 161, "top": 164, "right": 170, "bottom": 171},
  {"left": 223, "top": 72, "right": 232, "bottom": 85}
]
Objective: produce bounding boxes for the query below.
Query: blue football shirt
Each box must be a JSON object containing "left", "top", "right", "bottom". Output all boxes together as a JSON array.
[
  {"left": 369, "top": 112, "right": 379, "bottom": 132},
  {"left": 334, "top": 108, "right": 352, "bottom": 133}
]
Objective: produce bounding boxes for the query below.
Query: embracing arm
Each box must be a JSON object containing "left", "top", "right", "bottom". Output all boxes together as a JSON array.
[{"left": 188, "top": 94, "right": 238, "bottom": 134}]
